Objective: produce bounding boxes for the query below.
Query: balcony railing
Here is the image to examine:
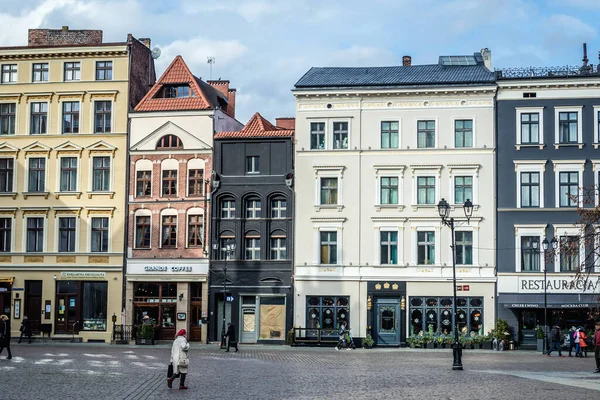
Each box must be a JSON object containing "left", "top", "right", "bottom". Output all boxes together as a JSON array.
[{"left": 496, "top": 65, "right": 599, "bottom": 79}]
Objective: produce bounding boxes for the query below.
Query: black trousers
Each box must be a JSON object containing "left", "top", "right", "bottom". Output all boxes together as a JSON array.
[
  {"left": 0, "top": 341, "right": 12, "bottom": 359},
  {"left": 19, "top": 330, "right": 31, "bottom": 343},
  {"left": 171, "top": 372, "right": 186, "bottom": 385},
  {"left": 227, "top": 339, "right": 238, "bottom": 352}
]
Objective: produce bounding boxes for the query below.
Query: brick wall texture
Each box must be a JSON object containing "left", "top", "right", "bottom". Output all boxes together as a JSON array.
[
  {"left": 28, "top": 27, "right": 103, "bottom": 46},
  {"left": 128, "top": 35, "right": 157, "bottom": 110}
]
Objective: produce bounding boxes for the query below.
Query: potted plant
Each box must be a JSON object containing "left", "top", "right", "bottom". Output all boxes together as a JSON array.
[
  {"left": 362, "top": 334, "right": 375, "bottom": 349},
  {"left": 135, "top": 323, "right": 155, "bottom": 345},
  {"left": 482, "top": 331, "right": 494, "bottom": 349},
  {"left": 286, "top": 328, "right": 295, "bottom": 346},
  {"left": 535, "top": 326, "right": 545, "bottom": 353},
  {"left": 437, "top": 334, "right": 447, "bottom": 349},
  {"left": 425, "top": 326, "right": 436, "bottom": 349},
  {"left": 471, "top": 333, "right": 483, "bottom": 349},
  {"left": 406, "top": 335, "right": 417, "bottom": 348}
]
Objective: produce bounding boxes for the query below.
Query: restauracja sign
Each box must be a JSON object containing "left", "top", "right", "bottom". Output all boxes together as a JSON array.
[{"left": 518, "top": 277, "right": 599, "bottom": 293}]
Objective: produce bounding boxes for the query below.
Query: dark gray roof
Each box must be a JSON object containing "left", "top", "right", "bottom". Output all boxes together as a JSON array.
[{"left": 294, "top": 64, "right": 495, "bottom": 88}]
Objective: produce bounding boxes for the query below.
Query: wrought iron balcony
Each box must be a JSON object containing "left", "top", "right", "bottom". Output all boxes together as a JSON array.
[{"left": 496, "top": 65, "right": 599, "bottom": 79}]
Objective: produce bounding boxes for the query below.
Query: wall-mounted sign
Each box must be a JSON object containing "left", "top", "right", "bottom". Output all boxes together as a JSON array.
[
  {"left": 456, "top": 285, "right": 470, "bottom": 291},
  {"left": 144, "top": 266, "right": 193, "bottom": 272},
  {"left": 177, "top": 313, "right": 186, "bottom": 321},
  {"left": 226, "top": 295, "right": 235, "bottom": 302},
  {"left": 60, "top": 272, "right": 106, "bottom": 280},
  {"left": 518, "top": 277, "right": 599, "bottom": 294}
]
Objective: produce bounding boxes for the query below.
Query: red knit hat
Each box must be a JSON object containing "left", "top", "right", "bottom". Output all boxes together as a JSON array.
[{"left": 177, "top": 329, "right": 186, "bottom": 337}]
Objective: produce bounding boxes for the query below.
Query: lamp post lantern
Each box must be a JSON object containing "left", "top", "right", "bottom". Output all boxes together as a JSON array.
[
  {"left": 437, "top": 198, "right": 473, "bottom": 371},
  {"left": 214, "top": 239, "right": 236, "bottom": 350}
]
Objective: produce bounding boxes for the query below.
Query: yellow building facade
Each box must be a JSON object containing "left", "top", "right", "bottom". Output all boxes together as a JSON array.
[{"left": 0, "top": 27, "right": 155, "bottom": 342}]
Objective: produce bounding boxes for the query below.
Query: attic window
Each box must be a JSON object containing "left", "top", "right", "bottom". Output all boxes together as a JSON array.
[
  {"left": 163, "top": 85, "right": 192, "bottom": 98},
  {"left": 156, "top": 134, "right": 182, "bottom": 149}
]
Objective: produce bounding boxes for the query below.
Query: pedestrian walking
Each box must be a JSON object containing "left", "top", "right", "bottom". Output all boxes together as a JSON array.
[
  {"left": 336, "top": 322, "right": 349, "bottom": 350},
  {"left": 18, "top": 316, "right": 32, "bottom": 344},
  {"left": 167, "top": 329, "right": 189, "bottom": 390},
  {"left": 576, "top": 327, "right": 588, "bottom": 358},
  {"left": 593, "top": 321, "right": 600, "bottom": 373},
  {"left": 568, "top": 326, "right": 576, "bottom": 357},
  {"left": 546, "top": 324, "right": 563, "bottom": 357},
  {"left": 0, "top": 314, "right": 12, "bottom": 359},
  {"left": 226, "top": 323, "right": 238, "bottom": 352}
]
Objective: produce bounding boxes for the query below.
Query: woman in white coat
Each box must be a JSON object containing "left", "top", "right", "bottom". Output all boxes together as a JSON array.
[{"left": 167, "top": 329, "right": 190, "bottom": 390}]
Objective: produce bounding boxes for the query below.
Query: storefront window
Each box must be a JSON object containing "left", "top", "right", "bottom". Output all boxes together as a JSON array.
[
  {"left": 410, "top": 296, "right": 483, "bottom": 335},
  {"left": 133, "top": 282, "right": 177, "bottom": 339},
  {"left": 259, "top": 297, "right": 285, "bottom": 340},
  {"left": 306, "top": 296, "right": 349, "bottom": 337},
  {"left": 82, "top": 282, "right": 107, "bottom": 331}
]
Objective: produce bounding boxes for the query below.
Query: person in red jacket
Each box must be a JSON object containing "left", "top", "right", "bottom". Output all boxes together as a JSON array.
[{"left": 594, "top": 321, "right": 600, "bottom": 373}]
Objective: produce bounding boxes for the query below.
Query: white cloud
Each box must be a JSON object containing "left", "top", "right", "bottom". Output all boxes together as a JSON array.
[
  {"left": 543, "top": 14, "right": 597, "bottom": 49},
  {"left": 181, "top": 0, "right": 289, "bottom": 22}
]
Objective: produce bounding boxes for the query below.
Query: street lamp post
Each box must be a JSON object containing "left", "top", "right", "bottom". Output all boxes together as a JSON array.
[
  {"left": 540, "top": 236, "right": 558, "bottom": 354},
  {"left": 437, "top": 198, "right": 473, "bottom": 371},
  {"left": 214, "top": 239, "right": 236, "bottom": 350}
]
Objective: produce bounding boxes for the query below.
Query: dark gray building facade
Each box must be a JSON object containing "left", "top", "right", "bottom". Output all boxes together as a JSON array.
[
  {"left": 208, "top": 113, "right": 294, "bottom": 344},
  {"left": 496, "top": 63, "right": 600, "bottom": 348}
]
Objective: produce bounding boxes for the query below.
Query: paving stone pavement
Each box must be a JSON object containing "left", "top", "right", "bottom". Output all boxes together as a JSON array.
[{"left": 0, "top": 343, "right": 599, "bottom": 399}]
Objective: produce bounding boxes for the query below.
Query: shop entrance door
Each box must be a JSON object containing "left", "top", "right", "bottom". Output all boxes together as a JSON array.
[
  {"left": 25, "top": 281, "right": 42, "bottom": 333},
  {"left": 375, "top": 298, "right": 401, "bottom": 346},
  {"left": 55, "top": 295, "right": 78, "bottom": 334},
  {"left": 241, "top": 307, "right": 256, "bottom": 343},
  {"left": 520, "top": 310, "right": 539, "bottom": 348},
  {"left": 190, "top": 304, "right": 202, "bottom": 341}
]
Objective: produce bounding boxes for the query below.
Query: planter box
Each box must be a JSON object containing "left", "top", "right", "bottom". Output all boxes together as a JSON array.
[
  {"left": 426, "top": 342, "right": 435, "bottom": 349},
  {"left": 536, "top": 338, "right": 545, "bottom": 353},
  {"left": 135, "top": 338, "right": 154, "bottom": 345},
  {"left": 482, "top": 341, "right": 493, "bottom": 350}
]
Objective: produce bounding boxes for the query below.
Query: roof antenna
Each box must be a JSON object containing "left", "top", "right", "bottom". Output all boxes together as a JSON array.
[{"left": 207, "top": 57, "right": 215, "bottom": 80}]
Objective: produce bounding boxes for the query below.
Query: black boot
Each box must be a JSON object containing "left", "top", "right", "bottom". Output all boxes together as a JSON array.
[{"left": 179, "top": 373, "right": 188, "bottom": 390}]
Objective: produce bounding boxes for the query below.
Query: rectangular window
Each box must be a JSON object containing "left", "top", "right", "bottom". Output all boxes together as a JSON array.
[
  {"left": 246, "top": 200, "right": 262, "bottom": 219},
  {"left": 161, "top": 216, "right": 177, "bottom": 247},
  {"left": 521, "top": 236, "right": 540, "bottom": 272},
  {"left": 559, "top": 171, "right": 578, "bottom": 207},
  {"left": 82, "top": 282, "right": 108, "bottom": 331},
  {"left": 164, "top": 86, "right": 191, "bottom": 98},
  {"left": 28, "top": 157, "right": 45, "bottom": 192},
  {"left": 271, "top": 199, "right": 287, "bottom": 219},
  {"left": 0, "top": 218, "right": 11, "bottom": 252},
  {"left": 0, "top": 158, "right": 14, "bottom": 192},
  {"left": 454, "top": 120, "right": 473, "bottom": 148},
  {"left": 560, "top": 236, "right": 579, "bottom": 272},
  {"left": 520, "top": 172, "right": 539, "bottom": 207},
  {"left": 306, "top": 296, "right": 349, "bottom": 334},
  {"left": 520, "top": 113, "right": 539, "bottom": 144},
  {"left": 136, "top": 171, "right": 151, "bottom": 197},
  {"left": 1, "top": 64, "right": 17, "bottom": 83},
  {"left": 417, "top": 120, "right": 435, "bottom": 148},
  {"left": 188, "top": 169, "right": 203, "bottom": 196},
  {"left": 30, "top": 102, "right": 48, "bottom": 134},
  {"left": 162, "top": 170, "right": 177, "bottom": 196},
  {"left": 454, "top": 176, "right": 473, "bottom": 204},
  {"left": 91, "top": 217, "right": 109, "bottom": 252},
  {"left": 332, "top": 122, "right": 348, "bottom": 149},
  {"left": 63, "top": 62, "right": 81, "bottom": 81},
  {"left": 409, "top": 296, "right": 483, "bottom": 335},
  {"left": 245, "top": 236, "right": 261, "bottom": 260},
  {"left": 380, "top": 231, "right": 398, "bottom": 264},
  {"left": 310, "top": 122, "right": 325, "bottom": 150},
  {"left": 417, "top": 231, "right": 435, "bottom": 265},
  {"left": 0, "top": 103, "right": 16, "bottom": 135},
  {"left": 320, "top": 178, "right": 338, "bottom": 205},
  {"left": 95, "top": 61, "right": 113, "bottom": 80},
  {"left": 135, "top": 216, "right": 150, "bottom": 249},
  {"left": 246, "top": 156, "right": 259, "bottom": 174},
  {"left": 221, "top": 200, "right": 235, "bottom": 219},
  {"left": 320, "top": 231, "right": 337, "bottom": 264},
  {"left": 58, "top": 217, "right": 76, "bottom": 252},
  {"left": 26, "top": 217, "right": 44, "bottom": 252},
  {"left": 381, "top": 121, "right": 399, "bottom": 149},
  {"left": 94, "top": 101, "right": 112, "bottom": 133},
  {"left": 417, "top": 176, "right": 435, "bottom": 204},
  {"left": 558, "top": 112, "right": 578, "bottom": 143},
  {"left": 188, "top": 215, "right": 203, "bottom": 247},
  {"left": 60, "top": 157, "right": 77, "bottom": 191},
  {"left": 380, "top": 177, "right": 399, "bottom": 205},
  {"left": 270, "top": 237, "right": 287, "bottom": 260},
  {"left": 32, "top": 63, "right": 49, "bottom": 82},
  {"left": 455, "top": 231, "right": 473, "bottom": 265},
  {"left": 92, "top": 156, "right": 111, "bottom": 191},
  {"left": 62, "top": 102, "right": 79, "bottom": 133}
]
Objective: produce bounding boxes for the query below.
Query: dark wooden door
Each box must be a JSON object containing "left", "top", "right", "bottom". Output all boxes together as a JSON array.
[
  {"left": 25, "top": 281, "right": 42, "bottom": 332},
  {"left": 190, "top": 304, "right": 202, "bottom": 341},
  {"left": 55, "top": 295, "right": 78, "bottom": 334}
]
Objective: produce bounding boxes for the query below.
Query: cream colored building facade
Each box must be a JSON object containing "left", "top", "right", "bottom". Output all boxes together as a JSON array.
[
  {"left": 0, "top": 28, "right": 154, "bottom": 342},
  {"left": 292, "top": 53, "right": 497, "bottom": 345}
]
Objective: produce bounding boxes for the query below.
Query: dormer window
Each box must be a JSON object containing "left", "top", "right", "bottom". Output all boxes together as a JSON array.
[
  {"left": 163, "top": 85, "right": 192, "bottom": 98},
  {"left": 156, "top": 135, "right": 182, "bottom": 149}
]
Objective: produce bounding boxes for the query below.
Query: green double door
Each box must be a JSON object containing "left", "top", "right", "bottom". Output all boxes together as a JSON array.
[{"left": 375, "top": 298, "right": 401, "bottom": 346}]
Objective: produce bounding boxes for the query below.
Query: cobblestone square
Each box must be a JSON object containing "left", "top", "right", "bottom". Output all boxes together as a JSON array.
[{"left": 1, "top": 343, "right": 599, "bottom": 400}]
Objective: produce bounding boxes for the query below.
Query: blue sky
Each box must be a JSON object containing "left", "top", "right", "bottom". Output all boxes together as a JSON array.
[{"left": 1, "top": 0, "right": 599, "bottom": 123}]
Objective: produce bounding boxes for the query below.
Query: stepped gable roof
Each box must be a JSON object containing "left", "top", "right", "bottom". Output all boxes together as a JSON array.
[
  {"left": 134, "top": 55, "right": 227, "bottom": 112},
  {"left": 214, "top": 112, "right": 294, "bottom": 139}
]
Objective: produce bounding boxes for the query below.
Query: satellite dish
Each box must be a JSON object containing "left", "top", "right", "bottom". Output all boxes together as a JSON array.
[{"left": 151, "top": 47, "right": 161, "bottom": 59}]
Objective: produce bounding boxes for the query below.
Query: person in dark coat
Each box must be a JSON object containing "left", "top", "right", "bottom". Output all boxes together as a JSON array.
[
  {"left": 568, "top": 326, "right": 576, "bottom": 357},
  {"left": 0, "top": 314, "right": 12, "bottom": 359},
  {"left": 225, "top": 323, "right": 238, "bottom": 352},
  {"left": 546, "top": 325, "right": 563, "bottom": 357},
  {"left": 18, "top": 316, "right": 32, "bottom": 344}
]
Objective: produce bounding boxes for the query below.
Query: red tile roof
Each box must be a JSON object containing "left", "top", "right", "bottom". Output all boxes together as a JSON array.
[
  {"left": 134, "top": 55, "right": 225, "bottom": 112},
  {"left": 214, "top": 112, "right": 294, "bottom": 139}
]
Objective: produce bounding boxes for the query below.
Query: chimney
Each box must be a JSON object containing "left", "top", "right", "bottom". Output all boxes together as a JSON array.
[
  {"left": 480, "top": 48, "right": 492, "bottom": 70},
  {"left": 275, "top": 118, "right": 295, "bottom": 130},
  {"left": 28, "top": 27, "right": 103, "bottom": 47},
  {"left": 139, "top": 38, "right": 151, "bottom": 49},
  {"left": 583, "top": 43, "right": 589, "bottom": 66},
  {"left": 402, "top": 56, "right": 411, "bottom": 67},
  {"left": 227, "top": 89, "right": 236, "bottom": 119}
]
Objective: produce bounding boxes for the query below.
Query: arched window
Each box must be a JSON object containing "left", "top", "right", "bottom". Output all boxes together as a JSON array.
[
  {"left": 218, "top": 231, "right": 235, "bottom": 260},
  {"left": 187, "top": 208, "right": 203, "bottom": 248},
  {"left": 270, "top": 230, "right": 287, "bottom": 260},
  {"left": 220, "top": 198, "right": 236, "bottom": 219},
  {"left": 245, "top": 197, "right": 261, "bottom": 219},
  {"left": 270, "top": 197, "right": 287, "bottom": 219},
  {"left": 134, "top": 209, "right": 152, "bottom": 249},
  {"left": 160, "top": 210, "right": 177, "bottom": 248},
  {"left": 245, "top": 230, "right": 260, "bottom": 260},
  {"left": 156, "top": 134, "right": 182, "bottom": 149}
]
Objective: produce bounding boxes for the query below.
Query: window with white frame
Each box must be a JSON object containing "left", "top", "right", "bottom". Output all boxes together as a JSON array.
[
  {"left": 0, "top": 217, "right": 11, "bottom": 252},
  {"left": 30, "top": 102, "right": 48, "bottom": 134},
  {"left": 411, "top": 166, "right": 441, "bottom": 207},
  {"left": 136, "top": 170, "right": 151, "bottom": 197},
  {"left": 91, "top": 217, "right": 109, "bottom": 252},
  {"left": 320, "top": 178, "right": 338, "bottom": 205},
  {"left": 515, "top": 161, "right": 545, "bottom": 208},
  {"left": 380, "top": 231, "right": 398, "bottom": 264},
  {"left": 221, "top": 199, "right": 236, "bottom": 219},
  {"left": 454, "top": 176, "right": 472, "bottom": 204},
  {"left": 417, "top": 120, "right": 435, "bottom": 148},
  {"left": 58, "top": 217, "right": 76, "bottom": 252},
  {"left": 271, "top": 199, "right": 287, "bottom": 219},
  {"left": 92, "top": 156, "right": 111, "bottom": 191},
  {"left": 332, "top": 122, "right": 348, "bottom": 149},
  {"left": 310, "top": 122, "right": 325, "bottom": 150},
  {"left": 28, "top": 157, "right": 46, "bottom": 192},
  {"left": 245, "top": 199, "right": 262, "bottom": 219},
  {"left": 0, "top": 158, "right": 14, "bottom": 192},
  {"left": 270, "top": 231, "right": 286, "bottom": 260},
  {"left": 417, "top": 231, "right": 435, "bottom": 265},
  {"left": 1, "top": 64, "right": 17, "bottom": 83},
  {"left": 26, "top": 217, "right": 44, "bottom": 252},
  {"left": 0, "top": 103, "right": 16, "bottom": 135},
  {"left": 417, "top": 176, "right": 435, "bottom": 204},
  {"left": 245, "top": 231, "right": 261, "bottom": 260},
  {"left": 454, "top": 120, "right": 473, "bottom": 148},
  {"left": 381, "top": 121, "right": 399, "bottom": 149},
  {"left": 162, "top": 169, "right": 177, "bottom": 196},
  {"left": 64, "top": 62, "right": 81, "bottom": 81},
  {"left": 455, "top": 231, "right": 473, "bottom": 265},
  {"left": 246, "top": 156, "right": 259, "bottom": 174},
  {"left": 59, "top": 157, "right": 78, "bottom": 191},
  {"left": 554, "top": 107, "right": 582, "bottom": 147},
  {"left": 161, "top": 215, "right": 177, "bottom": 248},
  {"left": 135, "top": 215, "right": 151, "bottom": 249},
  {"left": 514, "top": 225, "right": 545, "bottom": 273},
  {"left": 187, "top": 213, "right": 203, "bottom": 247},
  {"left": 559, "top": 235, "right": 580, "bottom": 272},
  {"left": 516, "top": 108, "right": 544, "bottom": 148},
  {"left": 558, "top": 171, "right": 578, "bottom": 207},
  {"left": 320, "top": 231, "right": 337, "bottom": 264},
  {"left": 380, "top": 177, "right": 399, "bottom": 205},
  {"left": 595, "top": 108, "right": 600, "bottom": 147}
]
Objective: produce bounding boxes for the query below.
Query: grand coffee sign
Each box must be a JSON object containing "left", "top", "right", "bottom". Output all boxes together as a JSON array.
[{"left": 518, "top": 277, "right": 599, "bottom": 293}]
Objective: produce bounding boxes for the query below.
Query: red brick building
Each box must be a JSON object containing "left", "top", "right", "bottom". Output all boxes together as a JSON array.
[{"left": 126, "top": 56, "right": 242, "bottom": 342}]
